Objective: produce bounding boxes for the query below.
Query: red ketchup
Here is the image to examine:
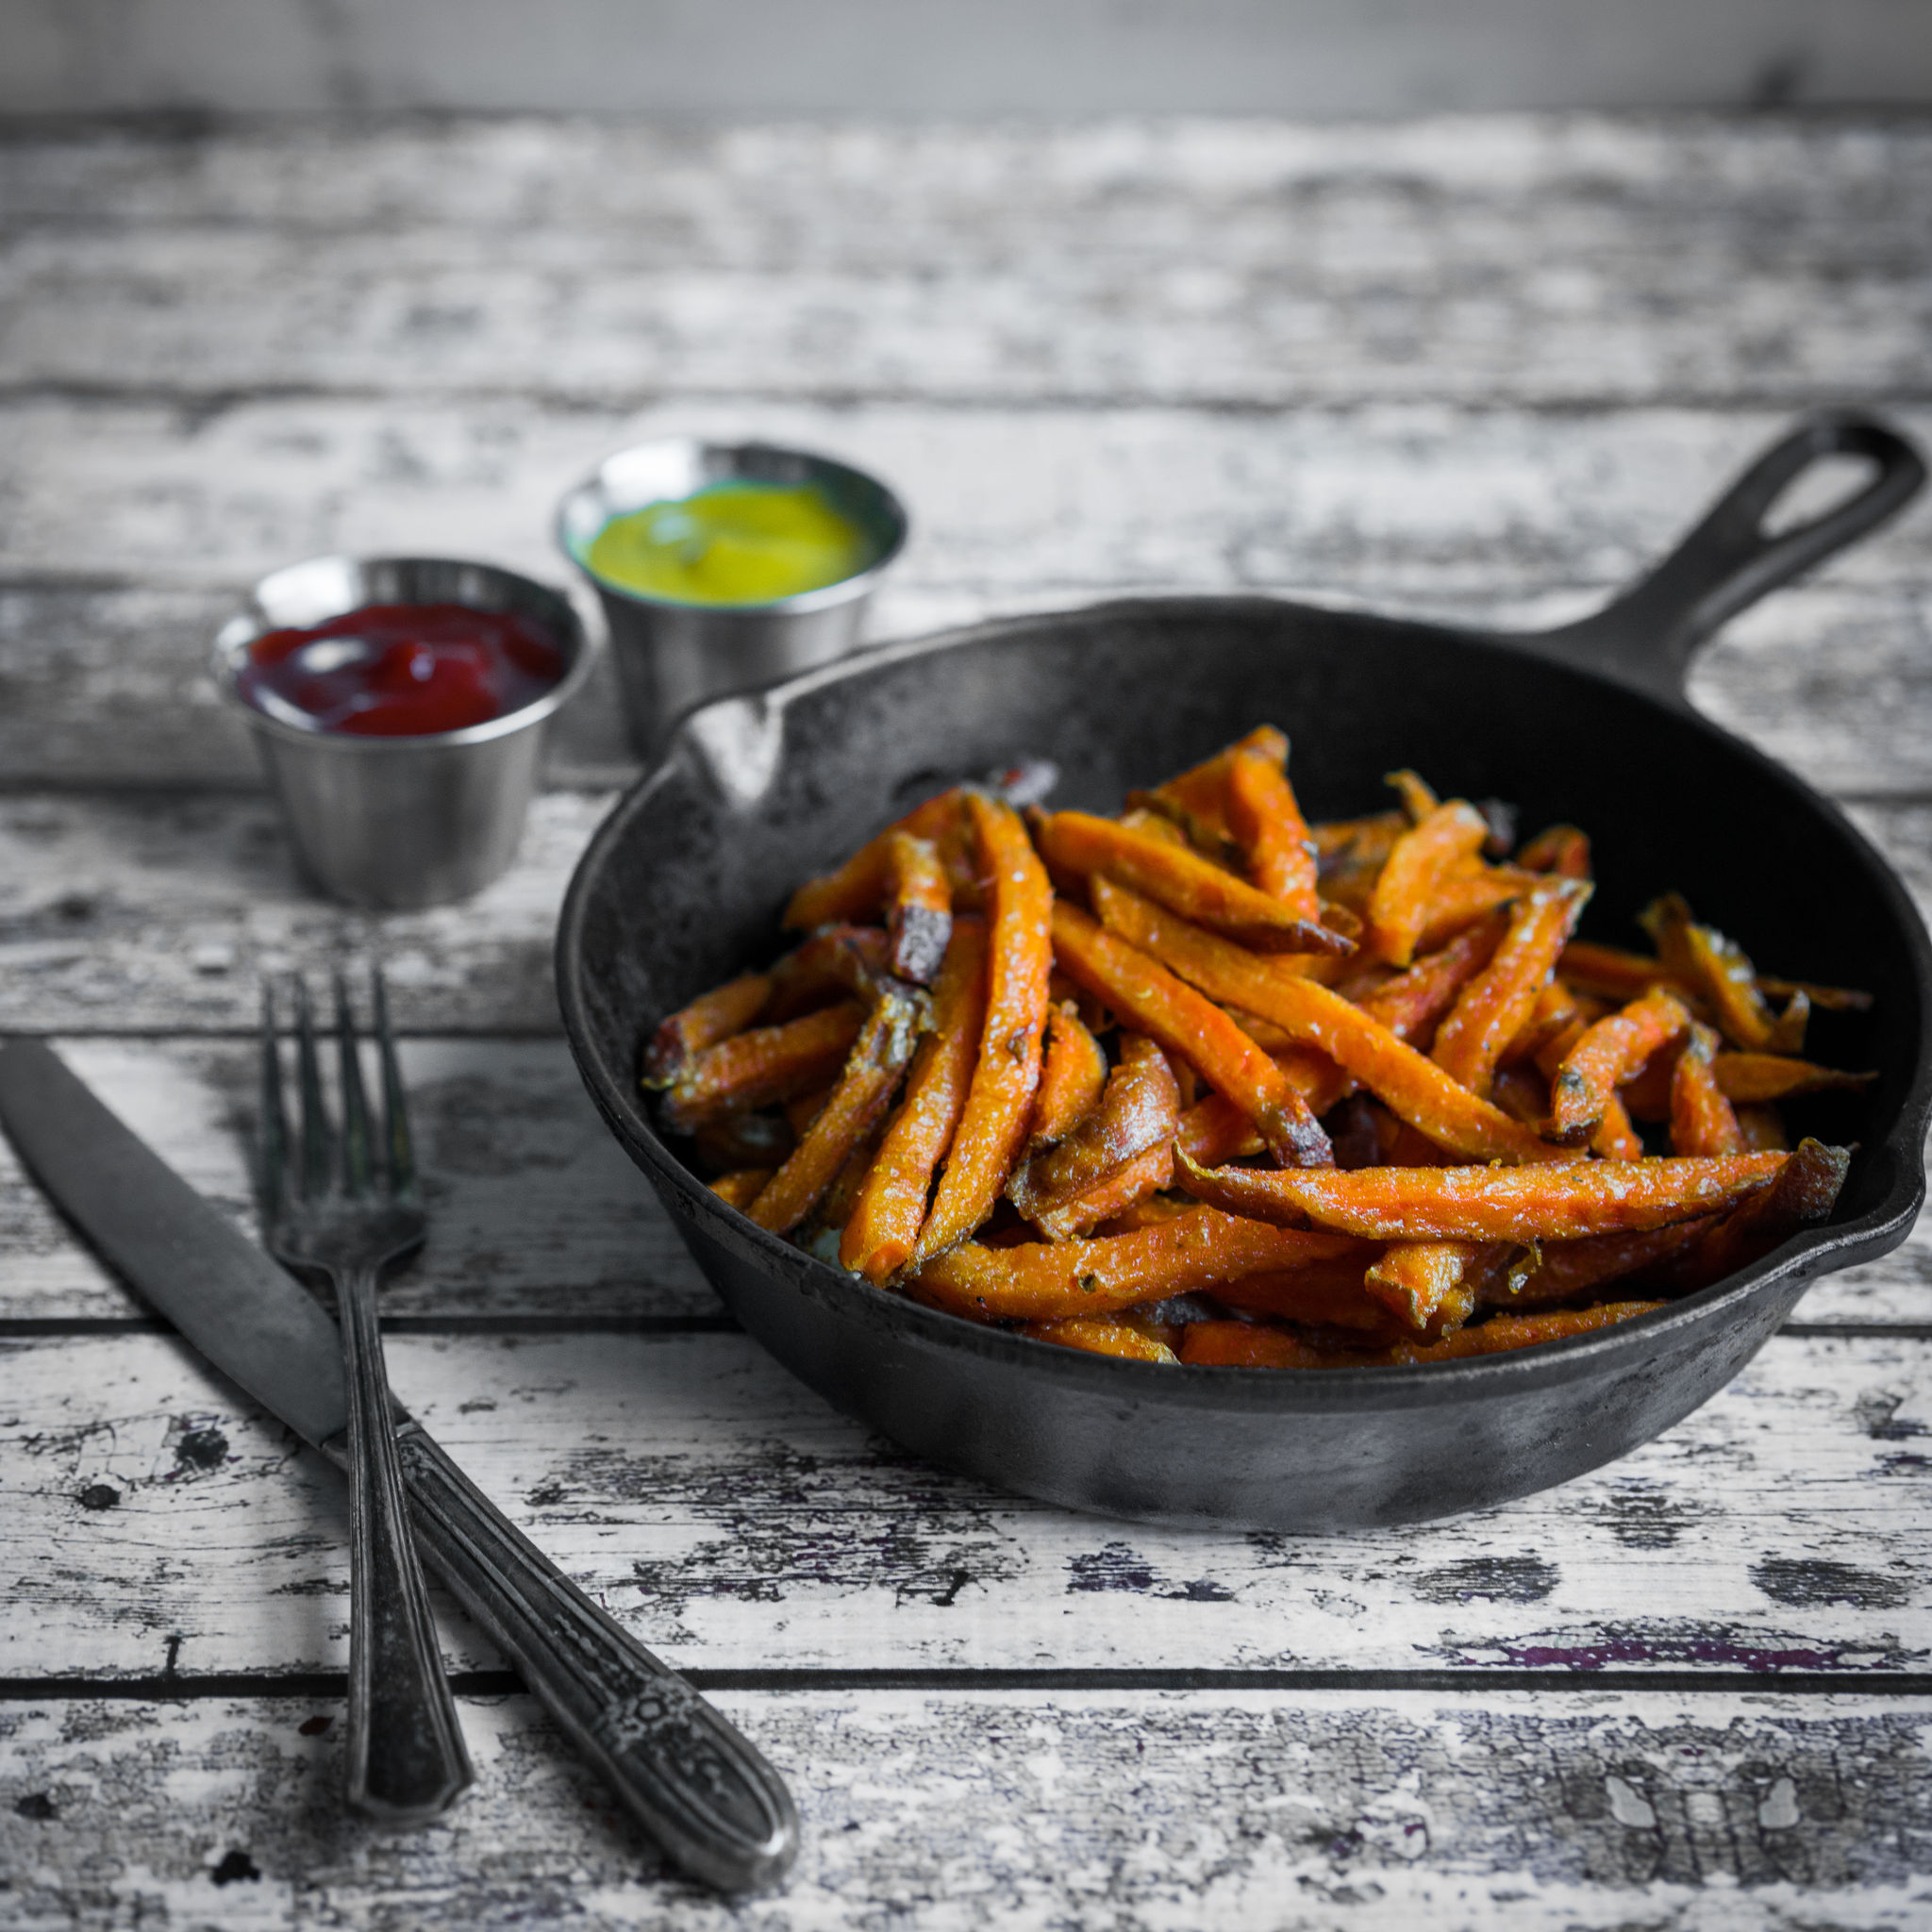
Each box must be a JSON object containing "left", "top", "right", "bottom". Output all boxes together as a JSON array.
[{"left": 238, "top": 603, "right": 566, "bottom": 737}]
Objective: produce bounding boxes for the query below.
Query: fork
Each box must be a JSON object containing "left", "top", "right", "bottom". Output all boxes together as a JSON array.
[{"left": 260, "top": 967, "right": 474, "bottom": 1825}]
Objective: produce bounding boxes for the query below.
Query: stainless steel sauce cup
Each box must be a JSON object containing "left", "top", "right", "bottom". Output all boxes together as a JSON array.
[
  {"left": 212, "top": 556, "right": 599, "bottom": 910},
  {"left": 556, "top": 440, "right": 908, "bottom": 761}
]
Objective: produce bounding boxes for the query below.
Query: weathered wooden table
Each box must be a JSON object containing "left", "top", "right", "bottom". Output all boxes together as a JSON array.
[{"left": 3, "top": 114, "right": 1930, "bottom": 1928}]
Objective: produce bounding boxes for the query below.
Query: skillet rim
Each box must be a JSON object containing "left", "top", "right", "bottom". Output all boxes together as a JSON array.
[{"left": 557, "top": 591, "right": 1932, "bottom": 1404}]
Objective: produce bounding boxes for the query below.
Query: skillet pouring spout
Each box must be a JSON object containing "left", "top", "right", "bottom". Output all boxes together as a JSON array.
[{"left": 558, "top": 410, "right": 1929, "bottom": 1530}]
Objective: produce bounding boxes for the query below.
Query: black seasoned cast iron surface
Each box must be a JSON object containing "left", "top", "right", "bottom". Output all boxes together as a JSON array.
[{"left": 559, "top": 411, "right": 1932, "bottom": 1530}]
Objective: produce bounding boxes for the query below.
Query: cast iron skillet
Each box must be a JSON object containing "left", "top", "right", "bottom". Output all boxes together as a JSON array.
[{"left": 558, "top": 410, "right": 1929, "bottom": 1531}]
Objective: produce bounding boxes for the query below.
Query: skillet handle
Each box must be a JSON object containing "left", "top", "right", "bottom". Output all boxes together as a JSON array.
[{"left": 1521, "top": 409, "right": 1925, "bottom": 708}]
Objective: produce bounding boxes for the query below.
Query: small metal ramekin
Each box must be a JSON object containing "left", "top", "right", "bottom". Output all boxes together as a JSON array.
[
  {"left": 212, "top": 556, "right": 599, "bottom": 910},
  {"left": 556, "top": 439, "right": 908, "bottom": 761}
]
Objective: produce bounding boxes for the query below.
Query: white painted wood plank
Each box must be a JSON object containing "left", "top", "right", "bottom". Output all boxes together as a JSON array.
[
  {"left": 4, "top": 119, "right": 1929, "bottom": 406},
  {"left": 1, "top": 1330, "right": 1924, "bottom": 1678},
  {"left": 2, "top": 398, "right": 1926, "bottom": 599},
  {"left": 4, "top": 1687, "right": 1929, "bottom": 1927},
  {"left": 0, "top": 1039, "right": 708, "bottom": 1322},
  {"left": 0, "top": 1033, "right": 1919, "bottom": 1324}
]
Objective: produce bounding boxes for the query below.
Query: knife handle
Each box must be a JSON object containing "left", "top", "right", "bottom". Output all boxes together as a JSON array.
[{"left": 390, "top": 1419, "right": 800, "bottom": 1892}]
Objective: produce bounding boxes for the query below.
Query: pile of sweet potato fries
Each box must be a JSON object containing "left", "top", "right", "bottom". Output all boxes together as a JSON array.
[{"left": 645, "top": 726, "right": 1873, "bottom": 1368}]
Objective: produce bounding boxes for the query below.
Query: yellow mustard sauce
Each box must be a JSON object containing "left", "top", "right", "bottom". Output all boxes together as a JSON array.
[{"left": 583, "top": 479, "right": 873, "bottom": 606}]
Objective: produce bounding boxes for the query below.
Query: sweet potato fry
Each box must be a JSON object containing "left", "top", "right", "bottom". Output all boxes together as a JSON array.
[
  {"left": 1592, "top": 1092, "right": 1645, "bottom": 1162},
  {"left": 1093, "top": 878, "right": 1574, "bottom": 1166},
  {"left": 1713, "top": 1054, "right": 1879, "bottom": 1104},
  {"left": 912, "top": 1209, "right": 1366, "bottom": 1321},
  {"left": 1382, "top": 1301, "right": 1665, "bottom": 1363},
  {"left": 841, "top": 917, "right": 990, "bottom": 1282},
  {"left": 1366, "top": 801, "right": 1494, "bottom": 965},
  {"left": 1671, "top": 1022, "right": 1744, "bottom": 1157},
  {"left": 762, "top": 925, "right": 893, "bottom": 1022},
  {"left": 1757, "top": 975, "right": 1873, "bottom": 1013},
  {"left": 1483, "top": 1222, "right": 1710, "bottom": 1309},
  {"left": 1130, "top": 725, "right": 1290, "bottom": 856},
  {"left": 816, "top": 1116, "right": 891, "bottom": 1235},
  {"left": 1544, "top": 985, "right": 1692, "bottom": 1144},
  {"left": 1431, "top": 877, "right": 1591, "bottom": 1099},
  {"left": 1312, "top": 808, "right": 1408, "bottom": 863},
  {"left": 1641, "top": 893, "right": 1780, "bottom": 1050},
  {"left": 1517, "top": 824, "right": 1591, "bottom": 879},
  {"left": 916, "top": 795, "right": 1056, "bottom": 1258},
  {"left": 1363, "top": 1240, "right": 1486, "bottom": 1334},
  {"left": 1175, "top": 1093, "right": 1261, "bottom": 1166},
  {"left": 1178, "top": 1323, "right": 1340, "bottom": 1368},
  {"left": 1215, "top": 1257, "right": 1400, "bottom": 1334},
  {"left": 1414, "top": 864, "right": 1542, "bottom": 955},
  {"left": 1225, "top": 747, "right": 1321, "bottom": 918},
  {"left": 1039, "top": 808, "right": 1350, "bottom": 956},
  {"left": 885, "top": 830, "right": 953, "bottom": 986},
  {"left": 1008, "top": 1033, "right": 1180, "bottom": 1239},
  {"left": 783, "top": 788, "right": 973, "bottom": 929},
  {"left": 1052, "top": 899, "right": 1334, "bottom": 1168},
  {"left": 708, "top": 1168, "right": 773, "bottom": 1211},
  {"left": 1357, "top": 910, "right": 1509, "bottom": 1045},
  {"left": 1022, "top": 1317, "right": 1179, "bottom": 1364},
  {"left": 748, "top": 980, "right": 927, "bottom": 1234},
  {"left": 1556, "top": 941, "right": 1692, "bottom": 1007},
  {"left": 1652, "top": 1138, "right": 1850, "bottom": 1292},
  {"left": 1177, "top": 1148, "right": 1788, "bottom": 1242},
  {"left": 644, "top": 970, "right": 774, "bottom": 1087},
  {"left": 661, "top": 1000, "right": 868, "bottom": 1130},
  {"left": 1028, "top": 1000, "right": 1108, "bottom": 1149}
]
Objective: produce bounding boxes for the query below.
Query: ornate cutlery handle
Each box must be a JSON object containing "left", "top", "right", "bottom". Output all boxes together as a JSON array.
[
  {"left": 333, "top": 1261, "right": 475, "bottom": 1824},
  {"left": 389, "top": 1419, "right": 800, "bottom": 1891}
]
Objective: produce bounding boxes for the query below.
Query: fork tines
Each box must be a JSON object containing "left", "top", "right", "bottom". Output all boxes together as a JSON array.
[{"left": 259, "top": 967, "right": 415, "bottom": 1208}]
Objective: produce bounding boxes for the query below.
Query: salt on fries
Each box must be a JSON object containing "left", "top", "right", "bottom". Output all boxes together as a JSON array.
[{"left": 645, "top": 732, "right": 1874, "bottom": 1369}]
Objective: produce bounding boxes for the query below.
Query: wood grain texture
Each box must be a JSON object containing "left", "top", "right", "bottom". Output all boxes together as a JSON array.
[
  {"left": 3, "top": 118, "right": 1929, "bottom": 407},
  {"left": 4, "top": 1689, "right": 1931, "bottom": 1927},
  {"left": 3, "top": 1330, "right": 1925, "bottom": 1678}
]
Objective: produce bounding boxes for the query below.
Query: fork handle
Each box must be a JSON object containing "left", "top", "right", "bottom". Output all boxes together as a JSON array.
[
  {"left": 385, "top": 1418, "right": 799, "bottom": 1891},
  {"left": 333, "top": 1261, "right": 475, "bottom": 1824}
]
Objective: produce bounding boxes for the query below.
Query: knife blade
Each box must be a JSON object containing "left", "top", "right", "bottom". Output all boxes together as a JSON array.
[{"left": 0, "top": 1038, "right": 799, "bottom": 1892}]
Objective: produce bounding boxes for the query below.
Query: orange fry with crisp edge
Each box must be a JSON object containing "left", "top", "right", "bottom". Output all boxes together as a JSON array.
[
  {"left": 1179, "top": 1323, "right": 1342, "bottom": 1368},
  {"left": 1672, "top": 1022, "right": 1744, "bottom": 1157},
  {"left": 1225, "top": 747, "right": 1321, "bottom": 919},
  {"left": 1093, "top": 878, "right": 1574, "bottom": 1166},
  {"left": 708, "top": 1168, "right": 773, "bottom": 1211},
  {"left": 1713, "top": 1054, "right": 1878, "bottom": 1103},
  {"left": 913, "top": 1209, "right": 1366, "bottom": 1321},
  {"left": 916, "top": 795, "right": 1055, "bottom": 1258},
  {"left": 1653, "top": 1138, "right": 1849, "bottom": 1292},
  {"left": 1758, "top": 974, "right": 1872, "bottom": 1013},
  {"left": 1364, "top": 1240, "right": 1487, "bottom": 1334},
  {"left": 885, "top": 829, "right": 953, "bottom": 986},
  {"left": 662, "top": 1001, "right": 867, "bottom": 1130},
  {"left": 1518, "top": 824, "right": 1592, "bottom": 878},
  {"left": 1483, "top": 1222, "right": 1710, "bottom": 1309},
  {"left": 1052, "top": 899, "right": 1334, "bottom": 1168},
  {"left": 1556, "top": 941, "right": 1693, "bottom": 1006},
  {"left": 1415, "top": 864, "right": 1543, "bottom": 955},
  {"left": 1216, "top": 1259, "right": 1402, "bottom": 1336},
  {"left": 1545, "top": 985, "right": 1691, "bottom": 1144},
  {"left": 1008, "top": 1033, "right": 1179, "bottom": 1239},
  {"left": 841, "top": 917, "right": 989, "bottom": 1282},
  {"left": 748, "top": 982, "right": 926, "bottom": 1234},
  {"left": 1131, "top": 724, "right": 1289, "bottom": 854},
  {"left": 1022, "top": 1318, "right": 1178, "bottom": 1364},
  {"left": 644, "top": 970, "right": 773, "bottom": 1087},
  {"left": 1382, "top": 1301, "right": 1665, "bottom": 1363},
  {"left": 1177, "top": 1149, "right": 1789, "bottom": 1242},
  {"left": 1592, "top": 1091, "right": 1645, "bottom": 1162},
  {"left": 1641, "top": 893, "right": 1778, "bottom": 1050},
  {"left": 784, "top": 788, "right": 973, "bottom": 929},
  {"left": 1028, "top": 1000, "right": 1108, "bottom": 1149},
  {"left": 763, "top": 925, "right": 892, "bottom": 1022},
  {"left": 1038, "top": 809, "right": 1350, "bottom": 956},
  {"left": 1357, "top": 910, "right": 1509, "bottom": 1045},
  {"left": 1366, "top": 801, "right": 1491, "bottom": 966},
  {"left": 1431, "top": 877, "right": 1591, "bottom": 1099}
]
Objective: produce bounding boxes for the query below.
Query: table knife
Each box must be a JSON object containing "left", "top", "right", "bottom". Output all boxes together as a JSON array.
[{"left": 0, "top": 1038, "right": 799, "bottom": 1892}]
